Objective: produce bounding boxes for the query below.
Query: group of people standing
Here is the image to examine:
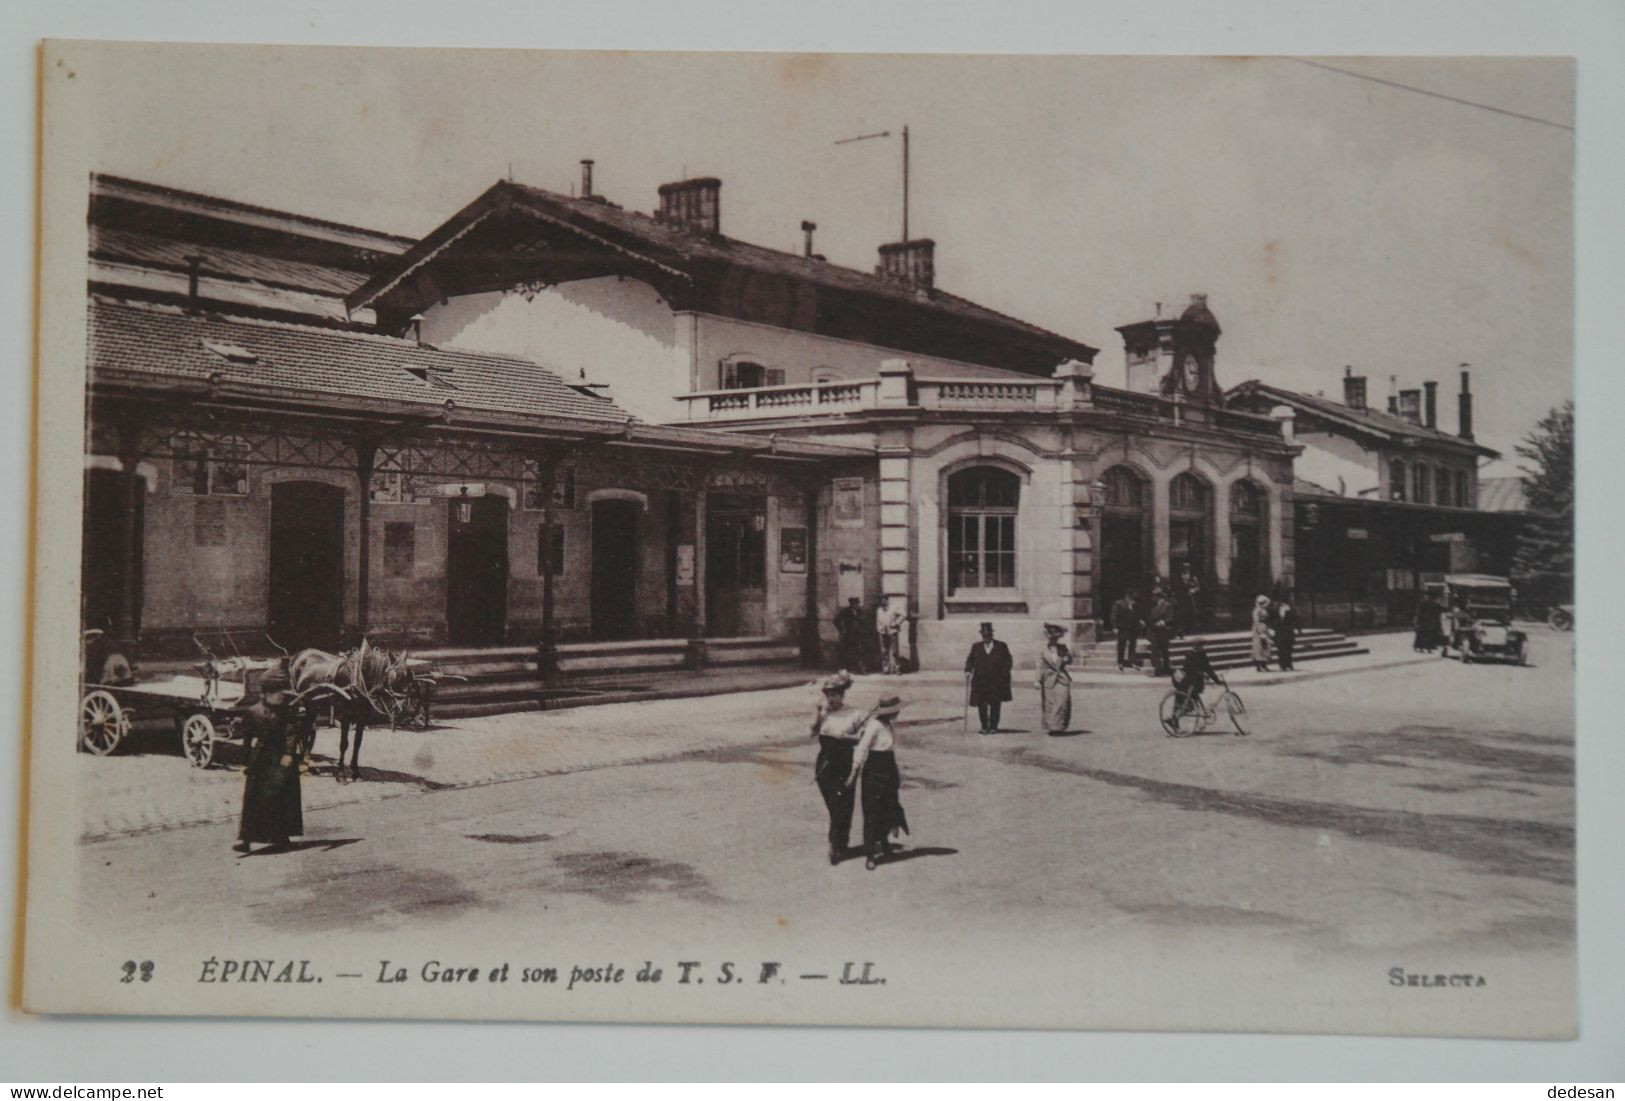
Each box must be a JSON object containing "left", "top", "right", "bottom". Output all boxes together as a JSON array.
[
  {"left": 1249, "top": 594, "right": 1299, "bottom": 672},
  {"left": 833, "top": 595, "right": 909, "bottom": 676},
  {"left": 1413, "top": 588, "right": 1452, "bottom": 655},
  {"left": 1112, "top": 584, "right": 1300, "bottom": 675}
]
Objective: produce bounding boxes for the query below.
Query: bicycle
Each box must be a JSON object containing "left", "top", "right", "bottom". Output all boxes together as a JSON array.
[{"left": 1158, "top": 675, "right": 1249, "bottom": 738}]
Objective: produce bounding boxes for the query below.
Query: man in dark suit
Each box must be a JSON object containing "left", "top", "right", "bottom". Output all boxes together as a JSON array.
[
  {"left": 963, "top": 622, "right": 1013, "bottom": 735},
  {"left": 1111, "top": 591, "right": 1142, "bottom": 670},
  {"left": 1147, "top": 590, "right": 1176, "bottom": 676}
]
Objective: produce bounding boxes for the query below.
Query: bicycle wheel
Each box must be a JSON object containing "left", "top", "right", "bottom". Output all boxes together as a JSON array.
[
  {"left": 1159, "top": 690, "right": 1201, "bottom": 737},
  {"left": 1224, "top": 691, "right": 1250, "bottom": 736}
]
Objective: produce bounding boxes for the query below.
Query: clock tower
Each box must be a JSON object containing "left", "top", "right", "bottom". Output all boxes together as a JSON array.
[
  {"left": 1113, "top": 293, "right": 1223, "bottom": 403},
  {"left": 1166, "top": 293, "right": 1222, "bottom": 404}
]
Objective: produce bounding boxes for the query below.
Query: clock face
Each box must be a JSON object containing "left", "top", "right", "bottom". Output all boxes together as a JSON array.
[{"left": 1181, "top": 353, "right": 1202, "bottom": 392}]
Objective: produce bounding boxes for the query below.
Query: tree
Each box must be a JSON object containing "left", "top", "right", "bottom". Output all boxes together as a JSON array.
[{"left": 1510, "top": 401, "right": 1573, "bottom": 603}]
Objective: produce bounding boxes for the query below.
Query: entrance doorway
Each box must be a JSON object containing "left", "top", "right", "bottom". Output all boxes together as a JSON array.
[
  {"left": 590, "top": 499, "right": 640, "bottom": 639},
  {"left": 706, "top": 494, "right": 767, "bottom": 637},
  {"left": 446, "top": 494, "right": 509, "bottom": 646},
  {"left": 1097, "top": 466, "right": 1149, "bottom": 625},
  {"left": 81, "top": 468, "right": 144, "bottom": 635},
  {"left": 268, "top": 481, "right": 345, "bottom": 651}
]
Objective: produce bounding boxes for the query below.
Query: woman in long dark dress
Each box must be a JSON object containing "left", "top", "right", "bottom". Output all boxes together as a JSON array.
[
  {"left": 846, "top": 695, "right": 910, "bottom": 871},
  {"left": 1273, "top": 602, "right": 1299, "bottom": 671},
  {"left": 811, "top": 671, "right": 868, "bottom": 865},
  {"left": 234, "top": 668, "right": 309, "bottom": 854}
]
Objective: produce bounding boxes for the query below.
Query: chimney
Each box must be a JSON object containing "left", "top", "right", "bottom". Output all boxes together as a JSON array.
[
  {"left": 185, "top": 254, "right": 203, "bottom": 308},
  {"left": 1424, "top": 380, "right": 1438, "bottom": 428},
  {"left": 579, "top": 159, "right": 597, "bottom": 201},
  {"left": 1342, "top": 366, "right": 1367, "bottom": 410},
  {"left": 657, "top": 177, "right": 721, "bottom": 235},
  {"left": 877, "top": 239, "right": 936, "bottom": 291},
  {"left": 1398, "top": 388, "right": 1422, "bottom": 425},
  {"left": 1458, "top": 366, "right": 1474, "bottom": 441},
  {"left": 801, "top": 220, "right": 817, "bottom": 258},
  {"left": 1387, "top": 374, "right": 1399, "bottom": 415}
]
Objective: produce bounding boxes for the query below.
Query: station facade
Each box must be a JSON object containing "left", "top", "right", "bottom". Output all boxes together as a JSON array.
[{"left": 84, "top": 168, "right": 1299, "bottom": 668}]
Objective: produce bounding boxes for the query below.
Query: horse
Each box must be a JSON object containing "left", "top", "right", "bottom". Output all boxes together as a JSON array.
[{"left": 288, "top": 640, "right": 414, "bottom": 782}]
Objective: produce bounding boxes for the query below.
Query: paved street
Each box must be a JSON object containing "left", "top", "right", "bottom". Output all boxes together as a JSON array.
[{"left": 76, "top": 628, "right": 1573, "bottom": 980}]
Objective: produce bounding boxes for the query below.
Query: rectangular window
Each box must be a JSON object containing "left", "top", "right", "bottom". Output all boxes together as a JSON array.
[
  {"left": 1389, "top": 458, "right": 1407, "bottom": 502},
  {"left": 1455, "top": 470, "right": 1470, "bottom": 508},
  {"left": 1416, "top": 465, "right": 1432, "bottom": 506},
  {"left": 537, "top": 523, "right": 564, "bottom": 576},
  {"left": 384, "top": 522, "right": 415, "bottom": 578}
]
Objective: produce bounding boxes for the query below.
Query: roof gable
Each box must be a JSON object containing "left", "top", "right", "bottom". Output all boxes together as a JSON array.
[{"left": 348, "top": 180, "right": 1099, "bottom": 376}]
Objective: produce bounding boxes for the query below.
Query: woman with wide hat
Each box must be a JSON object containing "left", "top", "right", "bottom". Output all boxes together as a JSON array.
[
  {"left": 1035, "top": 623, "right": 1073, "bottom": 735},
  {"left": 810, "top": 671, "right": 868, "bottom": 865},
  {"left": 234, "top": 665, "right": 308, "bottom": 855},
  {"left": 846, "top": 695, "right": 911, "bottom": 870},
  {"left": 1250, "top": 594, "right": 1274, "bottom": 672}
]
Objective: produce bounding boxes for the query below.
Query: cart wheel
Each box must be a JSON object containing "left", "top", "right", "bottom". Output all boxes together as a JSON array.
[
  {"left": 79, "top": 690, "right": 128, "bottom": 755},
  {"left": 181, "top": 713, "right": 216, "bottom": 769}
]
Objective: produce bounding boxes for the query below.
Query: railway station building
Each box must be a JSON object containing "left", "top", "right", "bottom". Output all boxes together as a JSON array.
[{"left": 81, "top": 167, "right": 1300, "bottom": 673}]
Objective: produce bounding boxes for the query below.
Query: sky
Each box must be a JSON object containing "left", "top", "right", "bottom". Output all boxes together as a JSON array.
[{"left": 66, "top": 46, "right": 1573, "bottom": 475}]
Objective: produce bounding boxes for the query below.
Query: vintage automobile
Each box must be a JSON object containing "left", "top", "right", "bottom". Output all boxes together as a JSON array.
[{"left": 1442, "top": 574, "right": 1528, "bottom": 665}]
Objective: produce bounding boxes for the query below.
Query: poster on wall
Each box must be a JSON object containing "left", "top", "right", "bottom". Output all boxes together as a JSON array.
[
  {"left": 779, "top": 527, "right": 807, "bottom": 574},
  {"left": 831, "top": 477, "right": 864, "bottom": 529}
]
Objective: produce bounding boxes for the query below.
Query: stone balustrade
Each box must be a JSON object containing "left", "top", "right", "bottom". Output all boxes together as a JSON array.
[{"left": 674, "top": 360, "right": 1284, "bottom": 439}]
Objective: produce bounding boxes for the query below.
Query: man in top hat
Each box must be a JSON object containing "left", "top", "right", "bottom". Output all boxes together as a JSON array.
[
  {"left": 963, "top": 622, "right": 1013, "bottom": 735},
  {"left": 233, "top": 665, "right": 310, "bottom": 854}
]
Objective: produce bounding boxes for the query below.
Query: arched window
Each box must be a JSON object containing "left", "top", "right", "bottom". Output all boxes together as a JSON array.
[
  {"left": 1102, "top": 466, "right": 1145, "bottom": 509},
  {"left": 1098, "top": 465, "right": 1151, "bottom": 620},
  {"left": 1389, "top": 458, "right": 1408, "bottom": 501},
  {"left": 947, "top": 467, "right": 1020, "bottom": 594},
  {"left": 811, "top": 367, "right": 843, "bottom": 385},
  {"left": 1169, "top": 472, "right": 1212, "bottom": 584}
]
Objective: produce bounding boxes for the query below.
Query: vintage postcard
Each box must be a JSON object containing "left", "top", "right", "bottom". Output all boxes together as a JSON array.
[{"left": 24, "top": 43, "right": 1576, "bottom": 1035}]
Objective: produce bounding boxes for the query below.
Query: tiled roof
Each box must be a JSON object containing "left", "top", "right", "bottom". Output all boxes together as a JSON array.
[
  {"left": 1477, "top": 476, "right": 1530, "bottom": 512},
  {"left": 92, "top": 226, "right": 369, "bottom": 297},
  {"left": 350, "top": 181, "right": 1099, "bottom": 362},
  {"left": 506, "top": 184, "right": 1092, "bottom": 349},
  {"left": 89, "top": 296, "right": 632, "bottom": 424},
  {"left": 1229, "top": 380, "right": 1499, "bottom": 459}
]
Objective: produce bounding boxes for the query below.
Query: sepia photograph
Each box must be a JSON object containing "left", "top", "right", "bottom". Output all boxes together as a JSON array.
[{"left": 23, "top": 40, "right": 1580, "bottom": 1039}]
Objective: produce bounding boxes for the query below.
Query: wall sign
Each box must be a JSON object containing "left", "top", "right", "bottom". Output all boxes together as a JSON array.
[
  {"left": 192, "top": 498, "right": 227, "bottom": 546},
  {"left": 832, "top": 477, "right": 865, "bottom": 529},
  {"left": 384, "top": 522, "right": 415, "bottom": 577},
  {"left": 779, "top": 527, "right": 807, "bottom": 574}
]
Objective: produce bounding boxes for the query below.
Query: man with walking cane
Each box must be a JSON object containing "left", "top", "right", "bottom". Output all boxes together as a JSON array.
[{"left": 963, "top": 622, "right": 1013, "bottom": 735}]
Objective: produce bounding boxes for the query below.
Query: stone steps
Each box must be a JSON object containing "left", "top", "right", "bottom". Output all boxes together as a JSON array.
[
  {"left": 421, "top": 637, "right": 804, "bottom": 718},
  {"left": 1080, "top": 627, "right": 1368, "bottom": 673}
]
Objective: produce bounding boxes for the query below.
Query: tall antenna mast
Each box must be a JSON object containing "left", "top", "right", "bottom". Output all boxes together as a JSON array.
[{"left": 836, "top": 124, "right": 911, "bottom": 241}]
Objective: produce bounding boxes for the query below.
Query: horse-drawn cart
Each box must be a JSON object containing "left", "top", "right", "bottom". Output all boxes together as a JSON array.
[{"left": 78, "top": 632, "right": 284, "bottom": 767}]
